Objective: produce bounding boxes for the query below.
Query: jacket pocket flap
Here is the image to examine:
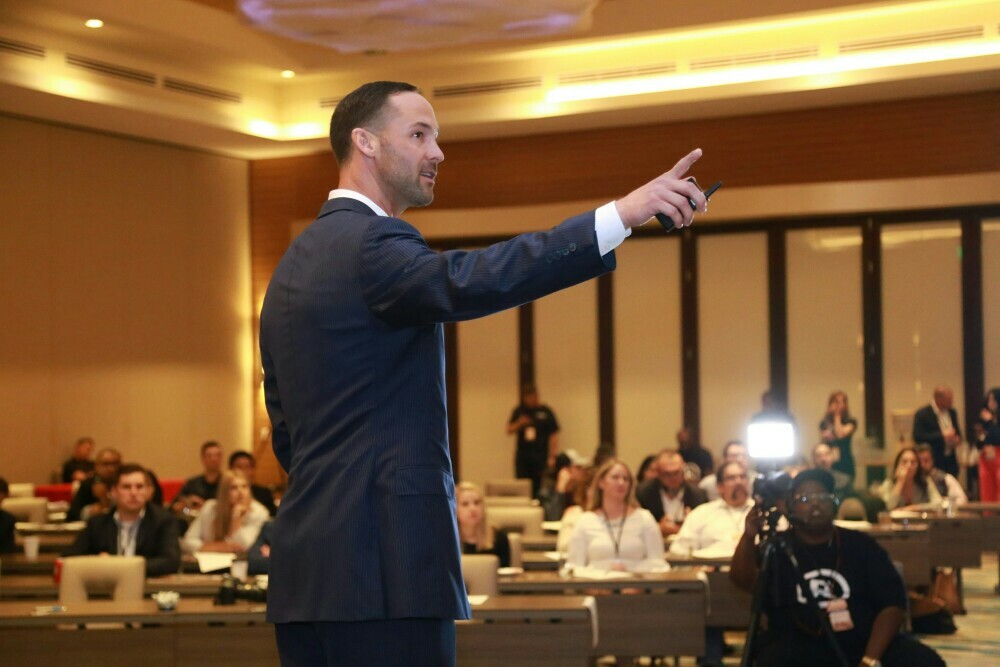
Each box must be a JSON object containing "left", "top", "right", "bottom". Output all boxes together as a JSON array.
[{"left": 394, "top": 467, "right": 454, "bottom": 497}]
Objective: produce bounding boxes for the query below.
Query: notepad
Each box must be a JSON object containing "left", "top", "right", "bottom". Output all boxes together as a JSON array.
[{"left": 194, "top": 552, "right": 236, "bottom": 573}]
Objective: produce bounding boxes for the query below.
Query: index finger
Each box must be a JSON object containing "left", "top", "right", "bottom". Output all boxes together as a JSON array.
[{"left": 667, "top": 148, "right": 703, "bottom": 180}]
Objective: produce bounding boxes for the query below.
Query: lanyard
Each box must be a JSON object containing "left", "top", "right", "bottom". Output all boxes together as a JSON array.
[{"left": 602, "top": 512, "right": 626, "bottom": 561}]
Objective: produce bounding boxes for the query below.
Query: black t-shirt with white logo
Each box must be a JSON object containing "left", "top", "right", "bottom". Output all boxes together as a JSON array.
[{"left": 765, "top": 527, "right": 907, "bottom": 663}]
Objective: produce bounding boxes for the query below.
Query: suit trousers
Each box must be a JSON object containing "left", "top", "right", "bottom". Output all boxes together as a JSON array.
[{"left": 275, "top": 618, "right": 456, "bottom": 667}]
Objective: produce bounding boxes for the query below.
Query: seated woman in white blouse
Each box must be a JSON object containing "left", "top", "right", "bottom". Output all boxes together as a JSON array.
[
  {"left": 181, "top": 470, "right": 269, "bottom": 554},
  {"left": 566, "top": 458, "right": 668, "bottom": 575}
]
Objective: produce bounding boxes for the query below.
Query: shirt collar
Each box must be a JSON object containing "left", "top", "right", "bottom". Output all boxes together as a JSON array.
[
  {"left": 328, "top": 188, "right": 388, "bottom": 217},
  {"left": 114, "top": 507, "right": 146, "bottom": 525}
]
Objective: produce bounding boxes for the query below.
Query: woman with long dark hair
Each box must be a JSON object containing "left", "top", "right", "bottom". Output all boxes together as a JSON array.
[{"left": 879, "top": 447, "right": 942, "bottom": 510}]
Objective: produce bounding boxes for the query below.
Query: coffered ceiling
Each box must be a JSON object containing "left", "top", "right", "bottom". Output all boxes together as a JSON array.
[{"left": 1, "top": 0, "right": 997, "bottom": 158}]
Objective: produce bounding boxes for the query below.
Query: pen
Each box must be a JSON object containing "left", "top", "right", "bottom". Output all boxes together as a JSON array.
[{"left": 656, "top": 180, "right": 723, "bottom": 232}]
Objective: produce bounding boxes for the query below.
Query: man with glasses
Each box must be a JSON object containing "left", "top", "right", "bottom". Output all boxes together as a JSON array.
[
  {"left": 637, "top": 449, "right": 707, "bottom": 536},
  {"left": 669, "top": 461, "right": 753, "bottom": 667},
  {"left": 730, "top": 469, "right": 944, "bottom": 667},
  {"left": 67, "top": 448, "right": 122, "bottom": 521}
]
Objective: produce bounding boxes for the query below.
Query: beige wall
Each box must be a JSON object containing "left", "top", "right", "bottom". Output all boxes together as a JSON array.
[
  {"left": 984, "top": 220, "right": 1000, "bottom": 395},
  {"left": 0, "top": 116, "right": 252, "bottom": 484}
]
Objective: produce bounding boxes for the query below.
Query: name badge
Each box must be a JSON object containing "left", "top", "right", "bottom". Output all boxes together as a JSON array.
[
  {"left": 826, "top": 598, "right": 854, "bottom": 632},
  {"left": 524, "top": 426, "right": 536, "bottom": 442}
]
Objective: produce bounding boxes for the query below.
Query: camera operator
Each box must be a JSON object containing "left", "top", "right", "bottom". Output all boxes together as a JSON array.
[{"left": 730, "top": 469, "right": 944, "bottom": 667}]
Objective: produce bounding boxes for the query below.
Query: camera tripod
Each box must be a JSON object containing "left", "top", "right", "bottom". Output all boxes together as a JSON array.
[{"left": 739, "top": 518, "right": 850, "bottom": 667}]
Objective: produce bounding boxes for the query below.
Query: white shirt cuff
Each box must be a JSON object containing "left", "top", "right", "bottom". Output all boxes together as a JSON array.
[{"left": 595, "top": 201, "right": 630, "bottom": 256}]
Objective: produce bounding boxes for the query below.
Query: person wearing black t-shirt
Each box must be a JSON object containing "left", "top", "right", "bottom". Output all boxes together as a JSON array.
[
  {"left": 731, "top": 469, "right": 944, "bottom": 667},
  {"left": 506, "top": 383, "right": 560, "bottom": 498}
]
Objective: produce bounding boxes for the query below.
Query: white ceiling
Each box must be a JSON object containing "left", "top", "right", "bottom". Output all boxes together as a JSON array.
[{"left": 0, "top": 0, "right": 997, "bottom": 158}]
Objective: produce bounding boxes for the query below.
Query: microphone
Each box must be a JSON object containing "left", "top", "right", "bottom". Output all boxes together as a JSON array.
[{"left": 656, "top": 180, "right": 723, "bottom": 232}]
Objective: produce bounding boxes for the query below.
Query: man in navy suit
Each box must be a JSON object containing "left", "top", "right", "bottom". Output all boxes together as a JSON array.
[
  {"left": 259, "top": 80, "right": 708, "bottom": 666},
  {"left": 912, "top": 385, "right": 963, "bottom": 477}
]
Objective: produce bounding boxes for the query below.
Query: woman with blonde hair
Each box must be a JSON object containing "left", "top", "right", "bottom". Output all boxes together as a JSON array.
[
  {"left": 182, "top": 470, "right": 269, "bottom": 553},
  {"left": 455, "top": 481, "right": 510, "bottom": 567},
  {"left": 566, "top": 458, "right": 667, "bottom": 574}
]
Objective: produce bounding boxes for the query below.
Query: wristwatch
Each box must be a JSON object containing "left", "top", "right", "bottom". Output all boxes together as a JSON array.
[{"left": 860, "top": 657, "right": 882, "bottom": 667}]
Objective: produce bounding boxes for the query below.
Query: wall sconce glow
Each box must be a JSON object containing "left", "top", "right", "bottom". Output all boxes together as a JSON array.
[
  {"left": 84, "top": 19, "right": 104, "bottom": 29},
  {"left": 546, "top": 40, "right": 1000, "bottom": 103},
  {"left": 285, "top": 122, "right": 324, "bottom": 139},
  {"left": 281, "top": 70, "right": 296, "bottom": 79},
  {"left": 247, "top": 119, "right": 279, "bottom": 138}
]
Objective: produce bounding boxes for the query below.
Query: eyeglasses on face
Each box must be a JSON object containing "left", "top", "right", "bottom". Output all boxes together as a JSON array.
[{"left": 791, "top": 492, "right": 836, "bottom": 505}]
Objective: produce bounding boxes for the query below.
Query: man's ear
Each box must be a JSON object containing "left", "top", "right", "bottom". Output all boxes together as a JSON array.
[{"left": 352, "top": 128, "right": 377, "bottom": 158}]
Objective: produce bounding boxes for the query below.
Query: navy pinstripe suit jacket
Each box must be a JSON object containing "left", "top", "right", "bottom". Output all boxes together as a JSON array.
[{"left": 260, "top": 197, "right": 614, "bottom": 623}]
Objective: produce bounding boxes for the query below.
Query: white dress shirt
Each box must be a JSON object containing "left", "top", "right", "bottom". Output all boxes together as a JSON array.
[{"left": 669, "top": 498, "right": 753, "bottom": 556}]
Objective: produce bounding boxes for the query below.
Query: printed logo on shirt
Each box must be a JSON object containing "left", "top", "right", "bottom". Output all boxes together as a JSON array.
[{"left": 795, "top": 568, "right": 851, "bottom": 608}]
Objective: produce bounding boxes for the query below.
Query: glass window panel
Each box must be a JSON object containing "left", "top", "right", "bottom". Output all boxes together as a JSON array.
[
  {"left": 881, "top": 221, "right": 964, "bottom": 445},
  {"left": 698, "top": 233, "right": 769, "bottom": 456},
  {"left": 787, "top": 227, "right": 865, "bottom": 474},
  {"left": 984, "top": 219, "right": 1000, "bottom": 395},
  {"left": 613, "top": 238, "right": 682, "bottom": 469}
]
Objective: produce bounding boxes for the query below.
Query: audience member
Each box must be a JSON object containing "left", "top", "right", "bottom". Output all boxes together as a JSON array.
[
  {"left": 751, "top": 389, "right": 798, "bottom": 430},
  {"left": 915, "top": 443, "right": 967, "bottom": 507},
  {"left": 181, "top": 470, "right": 268, "bottom": 554},
  {"left": 636, "top": 450, "right": 707, "bottom": 536},
  {"left": 506, "top": 383, "right": 560, "bottom": 498},
  {"left": 61, "top": 436, "right": 96, "bottom": 483},
  {"left": 63, "top": 463, "right": 180, "bottom": 576},
  {"left": 811, "top": 443, "right": 854, "bottom": 499},
  {"left": 636, "top": 455, "right": 659, "bottom": 482},
  {"left": 566, "top": 459, "right": 667, "bottom": 574},
  {"left": 171, "top": 440, "right": 224, "bottom": 516},
  {"left": 455, "top": 482, "right": 510, "bottom": 568},
  {"left": 228, "top": 451, "right": 277, "bottom": 516},
  {"left": 0, "top": 477, "right": 17, "bottom": 553},
  {"left": 976, "top": 387, "right": 1000, "bottom": 502},
  {"left": 913, "top": 385, "right": 962, "bottom": 477},
  {"left": 819, "top": 390, "right": 858, "bottom": 482},
  {"left": 699, "top": 440, "right": 750, "bottom": 500},
  {"left": 677, "top": 426, "right": 714, "bottom": 479},
  {"left": 248, "top": 519, "right": 274, "bottom": 576},
  {"left": 730, "top": 468, "right": 945, "bottom": 667},
  {"left": 67, "top": 447, "right": 122, "bottom": 521},
  {"left": 879, "top": 447, "right": 943, "bottom": 510},
  {"left": 544, "top": 449, "right": 590, "bottom": 521},
  {"left": 669, "top": 460, "right": 752, "bottom": 667},
  {"left": 670, "top": 461, "right": 753, "bottom": 557},
  {"left": 556, "top": 466, "right": 596, "bottom": 554}
]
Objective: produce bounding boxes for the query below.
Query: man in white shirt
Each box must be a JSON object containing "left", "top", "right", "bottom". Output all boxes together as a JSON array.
[
  {"left": 671, "top": 461, "right": 752, "bottom": 667},
  {"left": 915, "top": 443, "right": 967, "bottom": 507},
  {"left": 913, "top": 385, "right": 962, "bottom": 477}
]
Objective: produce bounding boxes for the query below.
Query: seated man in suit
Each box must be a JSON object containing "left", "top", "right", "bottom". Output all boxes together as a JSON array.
[
  {"left": 913, "top": 385, "right": 962, "bottom": 477},
  {"left": 637, "top": 449, "right": 707, "bottom": 536},
  {"left": 64, "top": 463, "right": 180, "bottom": 577},
  {"left": 171, "top": 440, "right": 224, "bottom": 517},
  {"left": 61, "top": 436, "right": 95, "bottom": 483},
  {"left": 67, "top": 447, "right": 121, "bottom": 521}
]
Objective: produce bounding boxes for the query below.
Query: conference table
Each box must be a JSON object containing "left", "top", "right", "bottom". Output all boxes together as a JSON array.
[
  {"left": 498, "top": 569, "right": 708, "bottom": 658},
  {"left": 1, "top": 573, "right": 226, "bottom": 600},
  {"left": 0, "top": 595, "right": 595, "bottom": 667}
]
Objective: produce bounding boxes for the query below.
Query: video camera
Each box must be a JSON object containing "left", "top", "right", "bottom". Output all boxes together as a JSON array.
[{"left": 747, "top": 420, "right": 796, "bottom": 534}]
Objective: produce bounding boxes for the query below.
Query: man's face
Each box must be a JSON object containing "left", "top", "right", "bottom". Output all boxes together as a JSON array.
[
  {"left": 812, "top": 445, "right": 834, "bottom": 470},
  {"left": 75, "top": 441, "right": 93, "bottom": 460},
  {"left": 656, "top": 455, "right": 685, "bottom": 493},
  {"left": 202, "top": 446, "right": 223, "bottom": 474},
  {"left": 789, "top": 480, "right": 837, "bottom": 531},
  {"left": 522, "top": 391, "right": 539, "bottom": 408},
  {"left": 230, "top": 455, "right": 255, "bottom": 483},
  {"left": 917, "top": 450, "right": 935, "bottom": 474},
  {"left": 717, "top": 463, "right": 749, "bottom": 508},
  {"left": 373, "top": 92, "right": 443, "bottom": 212},
  {"left": 676, "top": 428, "right": 691, "bottom": 448},
  {"left": 112, "top": 472, "right": 147, "bottom": 515},
  {"left": 724, "top": 444, "right": 748, "bottom": 468},
  {"left": 95, "top": 453, "right": 121, "bottom": 481},
  {"left": 935, "top": 389, "right": 954, "bottom": 411}
]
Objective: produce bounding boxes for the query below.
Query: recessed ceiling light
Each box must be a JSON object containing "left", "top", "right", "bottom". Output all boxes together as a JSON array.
[
  {"left": 84, "top": 19, "right": 104, "bottom": 29},
  {"left": 281, "top": 70, "right": 296, "bottom": 79}
]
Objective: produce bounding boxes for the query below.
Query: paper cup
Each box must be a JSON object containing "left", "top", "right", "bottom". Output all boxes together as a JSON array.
[
  {"left": 230, "top": 559, "right": 249, "bottom": 582},
  {"left": 23, "top": 535, "right": 40, "bottom": 561}
]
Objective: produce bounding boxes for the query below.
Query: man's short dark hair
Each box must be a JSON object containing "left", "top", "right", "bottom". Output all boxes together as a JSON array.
[
  {"left": 201, "top": 440, "right": 221, "bottom": 456},
  {"left": 113, "top": 463, "right": 147, "bottom": 487},
  {"left": 716, "top": 460, "right": 746, "bottom": 483},
  {"left": 329, "top": 81, "right": 419, "bottom": 166},
  {"left": 722, "top": 440, "right": 744, "bottom": 458},
  {"left": 228, "top": 451, "right": 255, "bottom": 468},
  {"left": 790, "top": 468, "right": 835, "bottom": 495},
  {"left": 914, "top": 443, "right": 935, "bottom": 458}
]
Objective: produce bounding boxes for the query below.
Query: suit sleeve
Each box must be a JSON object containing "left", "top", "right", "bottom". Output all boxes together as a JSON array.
[
  {"left": 63, "top": 522, "right": 97, "bottom": 556},
  {"left": 261, "top": 345, "right": 291, "bottom": 473},
  {"left": 360, "top": 213, "right": 614, "bottom": 327},
  {"left": 144, "top": 513, "right": 181, "bottom": 577}
]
